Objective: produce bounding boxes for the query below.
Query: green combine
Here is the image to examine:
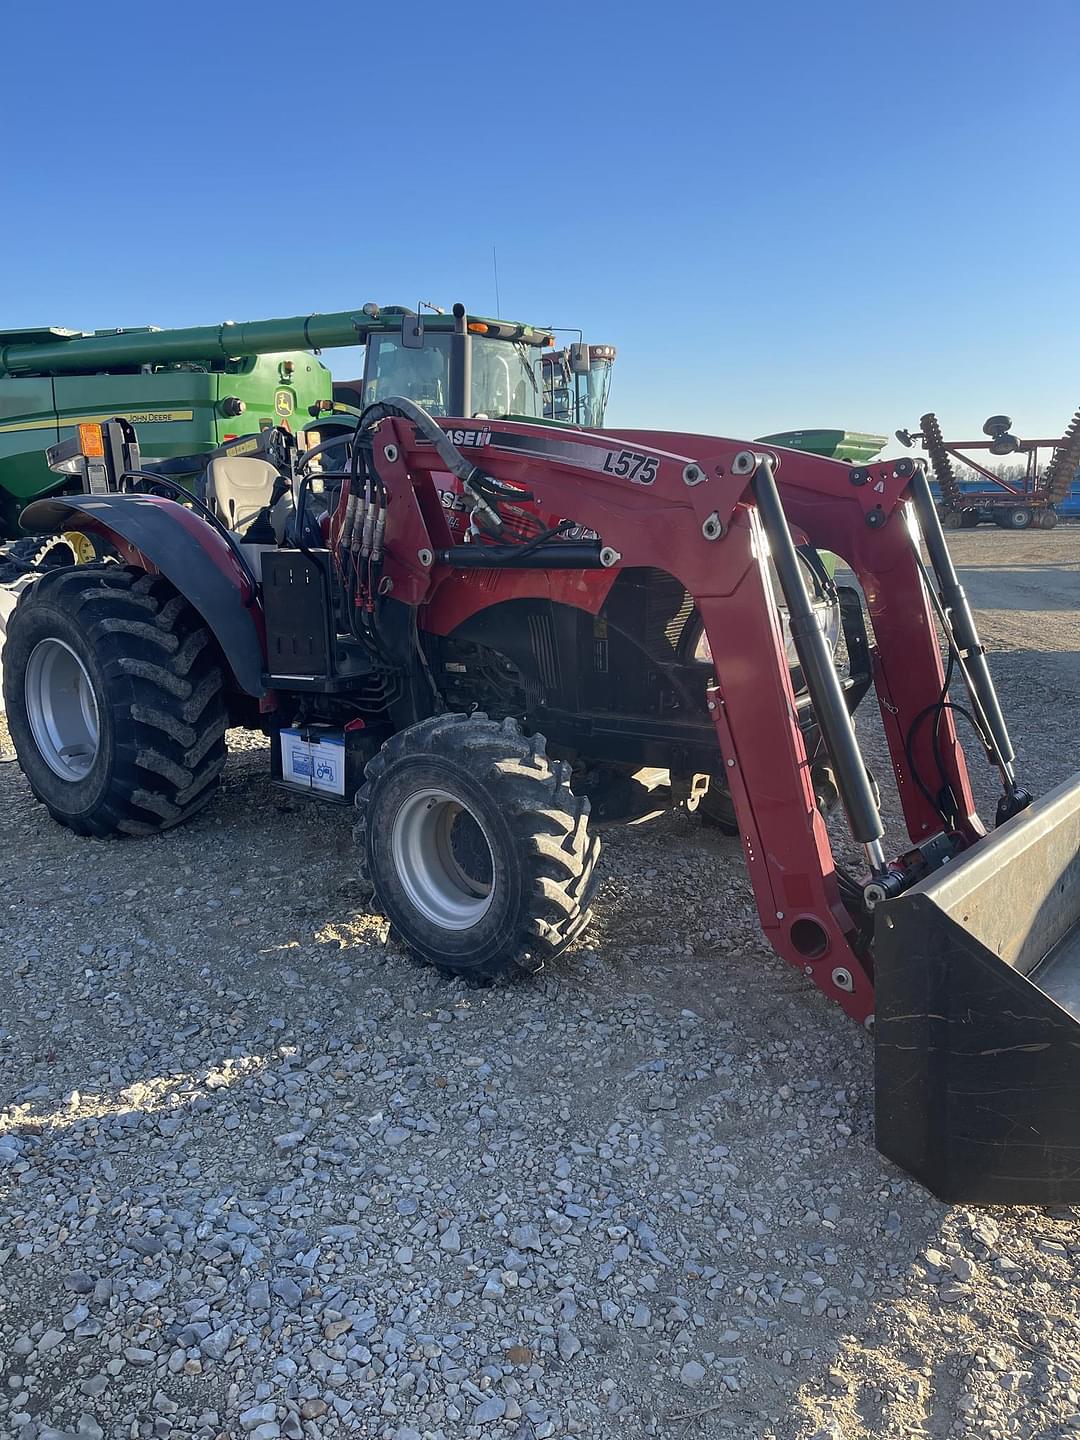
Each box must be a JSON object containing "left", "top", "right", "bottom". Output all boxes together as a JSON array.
[{"left": 0, "top": 305, "right": 561, "bottom": 543}]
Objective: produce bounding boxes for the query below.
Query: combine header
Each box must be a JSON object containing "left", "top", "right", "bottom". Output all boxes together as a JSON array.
[{"left": 3, "top": 306, "right": 1079, "bottom": 1203}]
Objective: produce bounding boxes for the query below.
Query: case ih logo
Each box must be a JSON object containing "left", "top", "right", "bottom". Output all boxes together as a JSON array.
[{"left": 445, "top": 427, "right": 492, "bottom": 448}]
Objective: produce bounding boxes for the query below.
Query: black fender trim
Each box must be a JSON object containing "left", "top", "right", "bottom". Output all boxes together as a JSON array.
[{"left": 19, "top": 494, "right": 267, "bottom": 696}]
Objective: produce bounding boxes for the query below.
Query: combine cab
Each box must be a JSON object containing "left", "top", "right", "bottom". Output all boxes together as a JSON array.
[{"left": 541, "top": 343, "right": 617, "bottom": 428}]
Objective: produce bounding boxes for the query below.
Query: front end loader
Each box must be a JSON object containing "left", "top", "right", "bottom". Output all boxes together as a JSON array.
[{"left": 4, "top": 369, "right": 1080, "bottom": 1204}]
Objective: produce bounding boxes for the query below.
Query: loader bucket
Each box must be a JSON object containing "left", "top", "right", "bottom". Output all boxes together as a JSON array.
[{"left": 875, "top": 773, "right": 1080, "bottom": 1204}]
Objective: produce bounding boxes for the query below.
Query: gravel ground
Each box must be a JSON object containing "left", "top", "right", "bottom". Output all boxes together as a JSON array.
[{"left": 0, "top": 529, "right": 1078, "bottom": 1440}]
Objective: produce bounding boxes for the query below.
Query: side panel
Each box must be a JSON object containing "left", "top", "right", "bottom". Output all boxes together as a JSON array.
[
  {"left": 0, "top": 353, "right": 334, "bottom": 533},
  {"left": 0, "top": 377, "right": 59, "bottom": 521},
  {"left": 18, "top": 494, "right": 267, "bottom": 696},
  {"left": 54, "top": 371, "right": 217, "bottom": 466},
  {"left": 212, "top": 354, "right": 333, "bottom": 446}
]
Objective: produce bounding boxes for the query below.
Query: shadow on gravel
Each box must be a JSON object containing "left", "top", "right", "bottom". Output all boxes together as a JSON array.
[{"left": 4, "top": 735, "right": 1080, "bottom": 1439}]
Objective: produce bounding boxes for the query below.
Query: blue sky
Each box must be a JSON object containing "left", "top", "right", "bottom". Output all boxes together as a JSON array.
[{"left": 3, "top": 1, "right": 1077, "bottom": 449}]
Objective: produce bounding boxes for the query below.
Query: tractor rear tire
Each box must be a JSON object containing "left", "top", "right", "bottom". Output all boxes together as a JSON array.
[
  {"left": 355, "top": 712, "right": 600, "bottom": 979},
  {"left": 2, "top": 565, "right": 227, "bottom": 837}
]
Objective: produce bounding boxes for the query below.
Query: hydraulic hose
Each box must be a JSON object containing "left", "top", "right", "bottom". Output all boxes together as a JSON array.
[
  {"left": 358, "top": 397, "right": 482, "bottom": 486},
  {"left": 358, "top": 396, "right": 506, "bottom": 535}
]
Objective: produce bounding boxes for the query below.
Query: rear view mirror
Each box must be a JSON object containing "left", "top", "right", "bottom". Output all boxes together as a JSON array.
[
  {"left": 569, "top": 342, "right": 590, "bottom": 375},
  {"left": 401, "top": 315, "right": 425, "bottom": 349}
]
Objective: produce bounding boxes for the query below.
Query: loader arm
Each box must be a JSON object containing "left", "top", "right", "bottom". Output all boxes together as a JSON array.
[
  {"left": 361, "top": 416, "right": 984, "bottom": 1025},
  {"left": 354, "top": 411, "right": 1080, "bottom": 1203}
]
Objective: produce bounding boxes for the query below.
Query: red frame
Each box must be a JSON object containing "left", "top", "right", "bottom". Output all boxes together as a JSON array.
[{"left": 368, "top": 418, "right": 983, "bottom": 1024}]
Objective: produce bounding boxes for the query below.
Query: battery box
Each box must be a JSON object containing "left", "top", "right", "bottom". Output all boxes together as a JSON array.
[{"left": 272, "top": 724, "right": 378, "bottom": 806}]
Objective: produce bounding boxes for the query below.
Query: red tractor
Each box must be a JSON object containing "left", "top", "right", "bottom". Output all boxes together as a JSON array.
[{"left": 4, "top": 304, "right": 1080, "bottom": 1205}]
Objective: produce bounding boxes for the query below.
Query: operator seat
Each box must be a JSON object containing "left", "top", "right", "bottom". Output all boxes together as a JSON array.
[{"left": 205, "top": 456, "right": 280, "bottom": 534}]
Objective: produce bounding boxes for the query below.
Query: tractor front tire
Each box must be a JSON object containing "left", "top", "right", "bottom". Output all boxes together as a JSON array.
[
  {"left": 2, "top": 565, "right": 227, "bottom": 837},
  {"left": 355, "top": 713, "right": 600, "bottom": 979}
]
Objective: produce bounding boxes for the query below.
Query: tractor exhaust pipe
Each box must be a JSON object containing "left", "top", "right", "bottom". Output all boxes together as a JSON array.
[{"left": 737, "top": 451, "right": 887, "bottom": 873}]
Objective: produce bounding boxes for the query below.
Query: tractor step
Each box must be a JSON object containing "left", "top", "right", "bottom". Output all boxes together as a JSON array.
[{"left": 875, "top": 771, "right": 1080, "bottom": 1204}]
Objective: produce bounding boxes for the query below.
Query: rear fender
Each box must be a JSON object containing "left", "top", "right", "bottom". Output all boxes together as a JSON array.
[{"left": 19, "top": 494, "right": 267, "bottom": 696}]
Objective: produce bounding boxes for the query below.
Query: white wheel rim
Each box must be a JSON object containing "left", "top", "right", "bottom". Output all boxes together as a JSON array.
[
  {"left": 25, "top": 638, "right": 100, "bottom": 781},
  {"left": 390, "top": 787, "right": 495, "bottom": 929}
]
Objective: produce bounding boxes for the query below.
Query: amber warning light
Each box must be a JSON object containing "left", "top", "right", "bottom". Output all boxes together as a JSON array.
[{"left": 78, "top": 423, "right": 105, "bottom": 457}]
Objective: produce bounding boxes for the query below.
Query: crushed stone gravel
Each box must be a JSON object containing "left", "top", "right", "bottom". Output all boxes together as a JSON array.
[{"left": 0, "top": 529, "right": 1077, "bottom": 1440}]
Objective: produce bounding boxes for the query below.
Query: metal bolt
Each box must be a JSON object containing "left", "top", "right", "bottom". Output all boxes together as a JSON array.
[
  {"left": 831, "top": 967, "right": 854, "bottom": 993},
  {"left": 702, "top": 512, "right": 724, "bottom": 540},
  {"left": 726, "top": 757, "right": 735, "bottom": 768},
  {"left": 417, "top": 548, "right": 433, "bottom": 567},
  {"left": 804, "top": 965, "right": 813, "bottom": 976},
  {"left": 599, "top": 546, "right": 622, "bottom": 568},
  {"left": 683, "top": 463, "right": 705, "bottom": 487},
  {"left": 863, "top": 1014, "right": 876, "bottom": 1031},
  {"left": 776, "top": 911, "right": 785, "bottom": 920},
  {"left": 384, "top": 443, "right": 399, "bottom": 463},
  {"left": 707, "top": 700, "right": 717, "bottom": 711}
]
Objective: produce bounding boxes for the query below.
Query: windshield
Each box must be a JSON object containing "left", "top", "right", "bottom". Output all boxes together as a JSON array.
[
  {"left": 361, "top": 330, "right": 544, "bottom": 419},
  {"left": 363, "top": 333, "right": 451, "bottom": 414},
  {"left": 471, "top": 336, "right": 542, "bottom": 419}
]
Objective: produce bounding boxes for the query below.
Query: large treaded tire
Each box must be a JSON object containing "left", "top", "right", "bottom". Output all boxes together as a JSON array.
[
  {"left": 355, "top": 712, "right": 600, "bottom": 979},
  {"left": 2, "top": 565, "right": 227, "bottom": 837}
]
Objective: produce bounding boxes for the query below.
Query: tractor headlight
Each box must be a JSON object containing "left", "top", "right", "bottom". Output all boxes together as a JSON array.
[{"left": 692, "top": 554, "right": 841, "bottom": 675}]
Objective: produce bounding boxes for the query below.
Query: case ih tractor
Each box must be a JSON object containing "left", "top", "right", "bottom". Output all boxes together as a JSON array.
[{"left": 4, "top": 302, "right": 1080, "bottom": 1205}]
